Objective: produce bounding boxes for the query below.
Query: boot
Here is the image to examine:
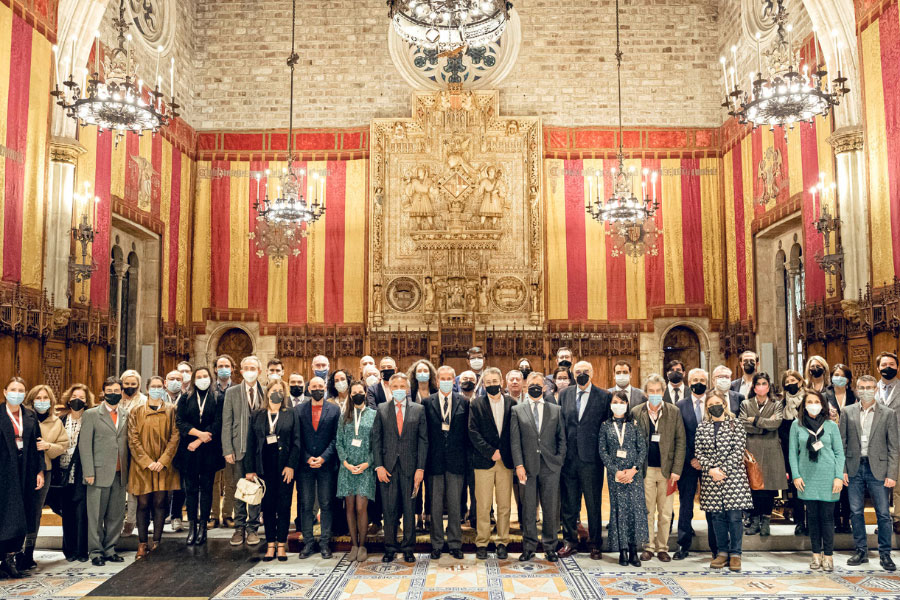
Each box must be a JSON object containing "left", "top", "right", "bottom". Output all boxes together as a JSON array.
[
  {"left": 759, "top": 516, "right": 771, "bottom": 537},
  {"left": 618, "top": 550, "right": 628, "bottom": 566},
  {"left": 1, "top": 553, "right": 23, "bottom": 579},
  {"left": 135, "top": 543, "right": 149, "bottom": 560},
  {"left": 710, "top": 553, "right": 729, "bottom": 568},
  {"left": 16, "top": 546, "right": 36, "bottom": 571},
  {"left": 196, "top": 522, "right": 208, "bottom": 545},
  {"left": 744, "top": 515, "right": 760, "bottom": 535},
  {"left": 186, "top": 520, "right": 197, "bottom": 545},
  {"left": 809, "top": 553, "right": 822, "bottom": 570},
  {"left": 628, "top": 545, "right": 641, "bottom": 567}
]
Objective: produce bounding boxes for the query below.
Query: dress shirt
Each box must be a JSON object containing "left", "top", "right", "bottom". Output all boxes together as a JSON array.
[
  {"left": 311, "top": 401, "right": 323, "bottom": 431},
  {"left": 738, "top": 378, "right": 752, "bottom": 400},
  {"left": 692, "top": 393, "right": 705, "bottom": 423},
  {"left": 860, "top": 403, "right": 875, "bottom": 456},
  {"left": 439, "top": 392, "right": 452, "bottom": 426},
  {"left": 667, "top": 383, "right": 685, "bottom": 403},
  {"left": 576, "top": 384, "right": 590, "bottom": 421},
  {"left": 530, "top": 396, "right": 544, "bottom": 431},
  {"left": 878, "top": 379, "right": 897, "bottom": 405},
  {"left": 488, "top": 394, "right": 504, "bottom": 435},
  {"left": 394, "top": 398, "right": 407, "bottom": 422}
]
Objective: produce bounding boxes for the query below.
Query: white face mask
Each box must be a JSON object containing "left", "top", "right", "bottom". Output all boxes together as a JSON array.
[
  {"left": 335, "top": 380, "right": 348, "bottom": 393},
  {"left": 611, "top": 403, "right": 627, "bottom": 417},
  {"left": 194, "top": 377, "right": 211, "bottom": 391},
  {"left": 366, "top": 375, "right": 379, "bottom": 387},
  {"left": 614, "top": 374, "right": 630, "bottom": 388},
  {"left": 469, "top": 358, "right": 484, "bottom": 371},
  {"left": 715, "top": 377, "right": 731, "bottom": 392},
  {"left": 181, "top": 372, "right": 192, "bottom": 383},
  {"left": 269, "top": 373, "right": 282, "bottom": 381},
  {"left": 806, "top": 403, "right": 823, "bottom": 417},
  {"left": 242, "top": 370, "right": 259, "bottom": 383}
]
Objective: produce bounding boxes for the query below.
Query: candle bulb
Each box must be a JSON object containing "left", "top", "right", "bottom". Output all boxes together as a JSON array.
[
  {"left": 94, "top": 31, "right": 99, "bottom": 77},
  {"left": 93, "top": 196, "right": 99, "bottom": 230},
  {"left": 787, "top": 24, "right": 794, "bottom": 64},
  {"left": 652, "top": 172, "right": 657, "bottom": 202},
  {"left": 154, "top": 46, "right": 162, "bottom": 87},
  {"left": 813, "top": 28, "right": 820, "bottom": 71},
  {"left": 729, "top": 66, "right": 736, "bottom": 94},
  {"left": 720, "top": 56, "right": 728, "bottom": 98},
  {"left": 755, "top": 31, "right": 762, "bottom": 75},
  {"left": 51, "top": 45, "right": 59, "bottom": 89},
  {"left": 731, "top": 45, "right": 738, "bottom": 89},
  {"left": 170, "top": 57, "right": 174, "bottom": 99}
]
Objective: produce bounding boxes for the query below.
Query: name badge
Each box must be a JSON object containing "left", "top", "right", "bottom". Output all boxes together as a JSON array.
[
  {"left": 15, "top": 438, "right": 23, "bottom": 450},
  {"left": 616, "top": 449, "right": 627, "bottom": 459},
  {"left": 651, "top": 434, "right": 661, "bottom": 443},
  {"left": 812, "top": 441, "right": 824, "bottom": 451},
  {"left": 442, "top": 423, "right": 451, "bottom": 432},
  {"left": 861, "top": 435, "right": 868, "bottom": 445},
  {"left": 266, "top": 435, "right": 278, "bottom": 445},
  {"left": 351, "top": 438, "right": 362, "bottom": 447}
]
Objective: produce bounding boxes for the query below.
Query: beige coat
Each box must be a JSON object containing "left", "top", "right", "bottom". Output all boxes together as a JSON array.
[
  {"left": 127, "top": 404, "right": 181, "bottom": 495},
  {"left": 38, "top": 414, "right": 69, "bottom": 470}
]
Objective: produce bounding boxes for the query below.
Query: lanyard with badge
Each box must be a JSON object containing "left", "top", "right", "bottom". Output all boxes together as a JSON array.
[
  {"left": 266, "top": 411, "right": 279, "bottom": 445},
  {"left": 806, "top": 423, "right": 825, "bottom": 451},
  {"left": 352, "top": 407, "right": 364, "bottom": 447},
  {"left": 7, "top": 406, "right": 23, "bottom": 450},
  {"left": 441, "top": 395, "right": 451, "bottom": 432},
  {"left": 197, "top": 391, "right": 208, "bottom": 420},
  {"left": 649, "top": 411, "right": 661, "bottom": 444},
  {"left": 613, "top": 421, "right": 628, "bottom": 459}
]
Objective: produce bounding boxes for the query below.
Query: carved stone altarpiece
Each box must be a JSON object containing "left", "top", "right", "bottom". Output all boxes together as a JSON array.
[{"left": 370, "top": 89, "right": 542, "bottom": 329}]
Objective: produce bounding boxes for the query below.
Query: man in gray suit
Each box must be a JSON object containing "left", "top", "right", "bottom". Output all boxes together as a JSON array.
[
  {"left": 372, "top": 372, "right": 428, "bottom": 564},
  {"left": 511, "top": 372, "right": 566, "bottom": 562},
  {"left": 608, "top": 360, "right": 646, "bottom": 410},
  {"left": 79, "top": 377, "right": 130, "bottom": 566},
  {"left": 874, "top": 352, "right": 900, "bottom": 533},
  {"left": 221, "top": 355, "right": 266, "bottom": 546},
  {"left": 841, "top": 374, "right": 898, "bottom": 571}
]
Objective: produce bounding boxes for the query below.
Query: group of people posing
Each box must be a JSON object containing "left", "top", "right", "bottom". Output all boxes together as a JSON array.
[{"left": 2, "top": 346, "right": 900, "bottom": 578}]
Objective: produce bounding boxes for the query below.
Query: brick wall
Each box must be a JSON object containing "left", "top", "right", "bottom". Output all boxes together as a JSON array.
[{"left": 191, "top": 0, "right": 723, "bottom": 131}]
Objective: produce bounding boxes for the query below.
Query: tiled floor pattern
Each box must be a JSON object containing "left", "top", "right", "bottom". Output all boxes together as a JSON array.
[{"left": 9, "top": 550, "right": 900, "bottom": 599}]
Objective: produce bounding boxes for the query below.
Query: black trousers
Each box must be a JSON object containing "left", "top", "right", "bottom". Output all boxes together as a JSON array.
[
  {"left": 560, "top": 457, "right": 604, "bottom": 550},
  {"left": 170, "top": 489, "right": 186, "bottom": 520},
  {"left": 299, "top": 468, "right": 335, "bottom": 545},
  {"left": 834, "top": 486, "right": 851, "bottom": 527},
  {"left": 806, "top": 499, "right": 836, "bottom": 555},
  {"left": 676, "top": 465, "right": 717, "bottom": 555},
  {"left": 461, "top": 462, "right": 477, "bottom": 523},
  {"left": 380, "top": 467, "right": 416, "bottom": 553},
  {"left": 751, "top": 489, "right": 777, "bottom": 518},
  {"left": 183, "top": 470, "right": 215, "bottom": 523},
  {"left": 60, "top": 484, "right": 88, "bottom": 559},
  {"left": 261, "top": 474, "right": 294, "bottom": 544}
]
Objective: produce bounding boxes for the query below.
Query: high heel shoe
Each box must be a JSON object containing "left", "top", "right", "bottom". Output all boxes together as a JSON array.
[
  {"left": 618, "top": 550, "right": 628, "bottom": 566},
  {"left": 277, "top": 543, "right": 288, "bottom": 562},
  {"left": 186, "top": 520, "right": 197, "bottom": 546},
  {"left": 196, "top": 522, "right": 208, "bottom": 545},
  {"left": 263, "top": 543, "right": 276, "bottom": 562},
  {"left": 628, "top": 545, "right": 641, "bottom": 567}
]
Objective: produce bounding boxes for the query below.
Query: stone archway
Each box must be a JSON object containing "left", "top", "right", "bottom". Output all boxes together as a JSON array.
[
  {"left": 641, "top": 318, "right": 719, "bottom": 379},
  {"left": 663, "top": 325, "right": 702, "bottom": 373}
]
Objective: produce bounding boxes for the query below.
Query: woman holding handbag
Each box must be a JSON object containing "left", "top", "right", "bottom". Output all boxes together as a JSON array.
[
  {"left": 243, "top": 380, "right": 301, "bottom": 562},
  {"left": 696, "top": 391, "right": 753, "bottom": 572},
  {"left": 788, "top": 389, "right": 845, "bottom": 572}
]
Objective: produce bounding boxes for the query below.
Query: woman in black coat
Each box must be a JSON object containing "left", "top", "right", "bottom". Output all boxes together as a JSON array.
[
  {"left": 0, "top": 377, "right": 43, "bottom": 579},
  {"left": 57, "top": 384, "right": 93, "bottom": 563},
  {"left": 175, "top": 367, "right": 224, "bottom": 546},
  {"left": 243, "top": 380, "right": 301, "bottom": 561},
  {"left": 823, "top": 363, "right": 856, "bottom": 534}
]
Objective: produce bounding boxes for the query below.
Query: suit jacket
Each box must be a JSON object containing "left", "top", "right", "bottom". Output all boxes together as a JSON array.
[
  {"left": 0, "top": 406, "right": 43, "bottom": 540},
  {"left": 242, "top": 408, "right": 302, "bottom": 478},
  {"left": 631, "top": 401, "right": 687, "bottom": 478},
  {"left": 840, "top": 401, "right": 899, "bottom": 480},
  {"left": 365, "top": 382, "right": 390, "bottom": 409},
  {"left": 727, "top": 390, "right": 746, "bottom": 415},
  {"left": 662, "top": 384, "right": 687, "bottom": 405},
  {"left": 676, "top": 395, "right": 704, "bottom": 467},
  {"left": 371, "top": 400, "right": 428, "bottom": 475},
  {"left": 559, "top": 384, "right": 610, "bottom": 465},
  {"left": 510, "top": 400, "right": 566, "bottom": 475},
  {"left": 608, "top": 386, "right": 646, "bottom": 410},
  {"left": 468, "top": 394, "right": 514, "bottom": 470},
  {"left": 731, "top": 378, "right": 752, "bottom": 395},
  {"left": 880, "top": 381, "right": 900, "bottom": 424},
  {"left": 424, "top": 392, "right": 469, "bottom": 476},
  {"left": 221, "top": 381, "right": 265, "bottom": 461},
  {"left": 78, "top": 404, "right": 130, "bottom": 488},
  {"left": 175, "top": 389, "right": 224, "bottom": 474},
  {"left": 296, "top": 400, "right": 340, "bottom": 470},
  {"left": 823, "top": 385, "right": 856, "bottom": 417}
]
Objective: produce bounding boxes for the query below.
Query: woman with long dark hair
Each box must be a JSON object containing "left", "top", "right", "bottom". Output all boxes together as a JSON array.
[
  {"left": 58, "top": 384, "right": 93, "bottom": 562},
  {"left": 336, "top": 381, "right": 376, "bottom": 562}
]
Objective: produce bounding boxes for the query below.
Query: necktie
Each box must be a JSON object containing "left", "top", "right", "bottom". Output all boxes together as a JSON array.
[
  {"left": 577, "top": 391, "right": 585, "bottom": 421},
  {"left": 442, "top": 396, "right": 449, "bottom": 425},
  {"left": 248, "top": 386, "right": 255, "bottom": 408},
  {"left": 110, "top": 410, "right": 118, "bottom": 427},
  {"left": 396, "top": 403, "right": 404, "bottom": 435},
  {"left": 694, "top": 398, "right": 702, "bottom": 424},
  {"left": 532, "top": 401, "right": 540, "bottom": 429},
  {"left": 673, "top": 388, "right": 680, "bottom": 403}
]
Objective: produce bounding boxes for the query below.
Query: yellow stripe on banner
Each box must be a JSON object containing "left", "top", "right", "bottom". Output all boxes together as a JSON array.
[
  {"left": 159, "top": 139, "right": 172, "bottom": 322},
  {"left": 176, "top": 154, "right": 191, "bottom": 325},
  {"left": 307, "top": 160, "right": 327, "bottom": 323},
  {"left": 624, "top": 158, "right": 646, "bottom": 320},
  {"left": 544, "top": 159, "right": 568, "bottom": 320},
  {"left": 741, "top": 137, "right": 755, "bottom": 319},
  {"left": 229, "top": 160, "right": 250, "bottom": 309},
  {"left": 343, "top": 159, "right": 366, "bottom": 323},
  {"left": 661, "top": 158, "right": 684, "bottom": 305},
  {"left": 192, "top": 160, "right": 211, "bottom": 323},
  {"left": 760, "top": 127, "right": 776, "bottom": 212},
  {"left": 267, "top": 254, "right": 288, "bottom": 323},
  {"left": 700, "top": 158, "right": 724, "bottom": 320},
  {"left": 0, "top": 3, "right": 13, "bottom": 269},
  {"left": 723, "top": 149, "right": 739, "bottom": 321},
  {"left": 110, "top": 134, "right": 126, "bottom": 200},
  {"left": 21, "top": 33, "right": 50, "bottom": 289},
  {"left": 583, "top": 158, "right": 607, "bottom": 321},
  {"left": 787, "top": 126, "right": 803, "bottom": 198},
  {"left": 863, "top": 21, "right": 893, "bottom": 285}
]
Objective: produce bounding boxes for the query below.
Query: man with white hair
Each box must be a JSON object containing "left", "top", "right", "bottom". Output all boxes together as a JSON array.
[
  {"left": 359, "top": 355, "right": 376, "bottom": 379},
  {"left": 506, "top": 370, "right": 525, "bottom": 404},
  {"left": 221, "top": 355, "right": 266, "bottom": 546},
  {"left": 711, "top": 365, "right": 745, "bottom": 415}
]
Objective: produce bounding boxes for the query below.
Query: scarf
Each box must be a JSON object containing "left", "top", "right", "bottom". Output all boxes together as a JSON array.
[
  {"left": 783, "top": 392, "right": 804, "bottom": 420},
  {"left": 801, "top": 409, "right": 828, "bottom": 462}
]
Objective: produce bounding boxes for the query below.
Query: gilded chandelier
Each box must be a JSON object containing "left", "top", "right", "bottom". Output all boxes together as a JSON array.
[{"left": 388, "top": 0, "right": 512, "bottom": 52}]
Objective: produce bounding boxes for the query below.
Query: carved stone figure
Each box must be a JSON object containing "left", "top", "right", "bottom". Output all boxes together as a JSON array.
[
  {"left": 476, "top": 166, "right": 506, "bottom": 227},
  {"left": 403, "top": 166, "right": 438, "bottom": 228},
  {"left": 423, "top": 276, "right": 436, "bottom": 313},
  {"left": 445, "top": 137, "right": 474, "bottom": 175},
  {"left": 478, "top": 277, "right": 489, "bottom": 313}
]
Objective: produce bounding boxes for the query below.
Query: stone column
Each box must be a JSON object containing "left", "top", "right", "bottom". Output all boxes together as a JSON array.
[
  {"left": 44, "top": 137, "right": 86, "bottom": 308},
  {"left": 827, "top": 126, "right": 867, "bottom": 299}
]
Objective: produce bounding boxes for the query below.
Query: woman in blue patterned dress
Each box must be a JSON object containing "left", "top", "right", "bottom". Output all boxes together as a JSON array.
[
  {"left": 597, "top": 391, "right": 649, "bottom": 567},
  {"left": 336, "top": 381, "right": 376, "bottom": 562}
]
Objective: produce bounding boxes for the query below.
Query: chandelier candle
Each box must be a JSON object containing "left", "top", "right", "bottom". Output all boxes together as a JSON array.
[{"left": 94, "top": 31, "right": 99, "bottom": 76}]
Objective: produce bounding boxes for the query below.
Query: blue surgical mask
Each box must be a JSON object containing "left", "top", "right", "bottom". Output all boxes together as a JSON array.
[
  {"left": 217, "top": 368, "right": 232, "bottom": 380},
  {"left": 832, "top": 375, "right": 848, "bottom": 388},
  {"left": 439, "top": 380, "right": 453, "bottom": 394},
  {"left": 148, "top": 388, "right": 166, "bottom": 401},
  {"left": 391, "top": 389, "right": 407, "bottom": 402},
  {"left": 416, "top": 372, "right": 430, "bottom": 383},
  {"left": 648, "top": 394, "right": 663, "bottom": 407},
  {"left": 6, "top": 391, "right": 25, "bottom": 406},
  {"left": 34, "top": 399, "right": 51, "bottom": 413},
  {"left": 314, "top": 368, "right": 329, "bottom": 379},
  {"left": 166, "top": 380, "right": 182, "bottom": 394}
]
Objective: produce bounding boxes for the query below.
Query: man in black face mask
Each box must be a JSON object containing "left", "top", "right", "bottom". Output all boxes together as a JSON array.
[
  {"left": 544, "top": 347, "right": 575, "bottom": 391},
  {"left": 731, "top": 350, "right": 759, "bottom": 399},
  {"left": 874, "top": 352, "right": 900, "bottom": 533},
  {"left": 367, "top": 356, "right": 397, "bottom": 408},
  {"left": 663, "top": 360, "right": 686, "bottom": 404}
]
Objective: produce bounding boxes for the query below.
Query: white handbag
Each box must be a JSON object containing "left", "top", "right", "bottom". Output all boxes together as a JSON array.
[{"left": 235, "top": 476, "right": 266, "bottom": 505}]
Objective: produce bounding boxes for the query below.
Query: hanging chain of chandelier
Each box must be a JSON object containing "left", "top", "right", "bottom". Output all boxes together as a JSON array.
[
  {"left": 51, "top": 0, "right": 178, "bottom": 144},
  {"left": 584, "top": 0, "right": 659, "bottom": 261},
  {"left": 388, "top": 0, "right": 512, "bottom": 52},
  {"left": 722, "top": 0, "right": 849, "bottom": 130}
]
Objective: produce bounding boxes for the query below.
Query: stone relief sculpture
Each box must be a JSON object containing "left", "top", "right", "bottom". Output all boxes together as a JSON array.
[
  {"left": 403, "top": 166, "right": 438, "bottom": 228},
  {"left": 476, "top": 166, "right": 507, "bottom": 227}
]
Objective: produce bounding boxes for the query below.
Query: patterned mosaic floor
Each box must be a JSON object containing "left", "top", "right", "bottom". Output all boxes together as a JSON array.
[{"left": 9, "top": 549, "right": 900, "bottom": 599}]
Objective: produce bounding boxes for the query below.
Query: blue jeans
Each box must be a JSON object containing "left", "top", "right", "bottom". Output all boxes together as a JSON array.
[
  {"left": 848, "top": 458, "right": 893, "bottom": 553},
  {"left": 299, "top": 467, "right": 336, "bottom": 546},
  {"left": 709, "top": 510, "right": 743, "bottom": 556}
]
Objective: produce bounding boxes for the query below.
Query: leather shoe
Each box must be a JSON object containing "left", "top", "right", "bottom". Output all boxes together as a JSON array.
[
  {"left": 430, "top": 550, "right": 441, "bottom": 559},
  {"left": 450, "top": 549, "right": 463, "bottom": 559},
  {"left": 847, "top": 550, "right": 869, "bottom": 566},
  {"left": 519, "top": 550, "right": 535, "bottom": 562},
  {"left": 106, "top": 554, "right": 124, "bottom": 563},
  {"left": 893, "top": 521, "right": 900, "bottom": 535},
  {"left": 673, "top": 548, "right": 689, "bottom": 560},
  {"left": 545, "top": 550, "right": 558, "bottom": 562},
  {"left": 589, "top": 548, "right": 602, "bottom": 560},
  {"left": 640, "top": 550, "right": 654, "bottom": 561},
  {"left": 657, "top": 551, "right": 671, "bottom": 563},
  {"left": 382, "top": 552, "right": 395, "bottom": 563},
  {"left": 881, "top": 553, "right": 896, "bottom": 571},
  {"left": 476, "top": 547, "right": 488, "bottom": 560},
  {"left": 403, "top": 552, "right": 415, "bottom": 563},
  {"left": 618, "top": 551, "right": 628, "bottom": 566},
  {"left": 321, "top": 546, "right": 333, "bottom": 559},
  {"left": 91, "top": 556, "right": 106, "bottom": 567},
  {"left": 300, "top": 543, "right": 318, "bottom": 559},
  {"left": 557, "top": 542, "right": 577, "bottom": 558},
  {"left": 496, "top": 544, "right": 508, "bottom": 560}
]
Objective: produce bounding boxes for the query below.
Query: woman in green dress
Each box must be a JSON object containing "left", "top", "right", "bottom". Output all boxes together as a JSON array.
[{"left": 336, "top": 381, "right": 376, "bottom": 562}]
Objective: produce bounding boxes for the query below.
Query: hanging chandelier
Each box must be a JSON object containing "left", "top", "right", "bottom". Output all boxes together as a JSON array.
[
  {"left": 722, "top": 0, "right": 848, "bottom": 130},
  {"left": 388, "top": 0, "right": 512, "bottom": 53},
  {"left": 249, "top": 0, "right": 325, "bottom": 266},
  {"left": 585, "top": 0, "right": 659, "bottom": 261},
  {"left": 51, "top": 0, "right": 177, "bottom": 144}
]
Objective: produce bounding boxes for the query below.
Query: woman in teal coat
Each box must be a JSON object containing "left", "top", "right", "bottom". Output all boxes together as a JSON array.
[
  {"left": 788, "top": 389, "right": 845, "bottom": 573},
  {"left": 336, "top": 381, "right": 376, "bottom": 563}
]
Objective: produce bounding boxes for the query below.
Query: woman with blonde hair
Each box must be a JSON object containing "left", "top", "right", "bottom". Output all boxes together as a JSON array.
[
  {"left": 58, "top": 384, "right": 94, "bottom": 562},
  {"left": 19, "top": 385, "right": 68, "bottom": 571},
  {"left": 804, "top": 356, "right": 830, "bottom": 394}
]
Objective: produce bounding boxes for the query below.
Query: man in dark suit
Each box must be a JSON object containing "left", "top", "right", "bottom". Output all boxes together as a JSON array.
[
  {"left": 730, "top": 350, "right": 759, "bottom": 399},
  {"left": 372, "top": 372, "right": 428, "bottom": 563},
  {"left": 511, "top": 372, "right": 566, "bottom": 562},
  {"left": 608, "top": 359, "right": 646, "bottom": 410},
  {"left": 453, "top": 346, "right": 486, "bottom": 395},
  {"left": 424, "top": 366, "right": 469, "bottom": 560},
  {"left": 558, "top": 361, "right": 610, "bottom": 559},
  {"left": 662, "top": 360, "right": 687, "bottom": 405},
  {"left": 712, "top": 365, "right": 745, "bottom": 414},
  {"left": 296, "top": 376, "right": 340, "bottom": 559},
  {"left": 366, "top": 356, "right": 396, "bottom": 408},
  {"left": 673, "top": 368, "right": 716, "bottom": 560},
  {"left": 468, "top": 367, "right": 514, "bottom": 560}
]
